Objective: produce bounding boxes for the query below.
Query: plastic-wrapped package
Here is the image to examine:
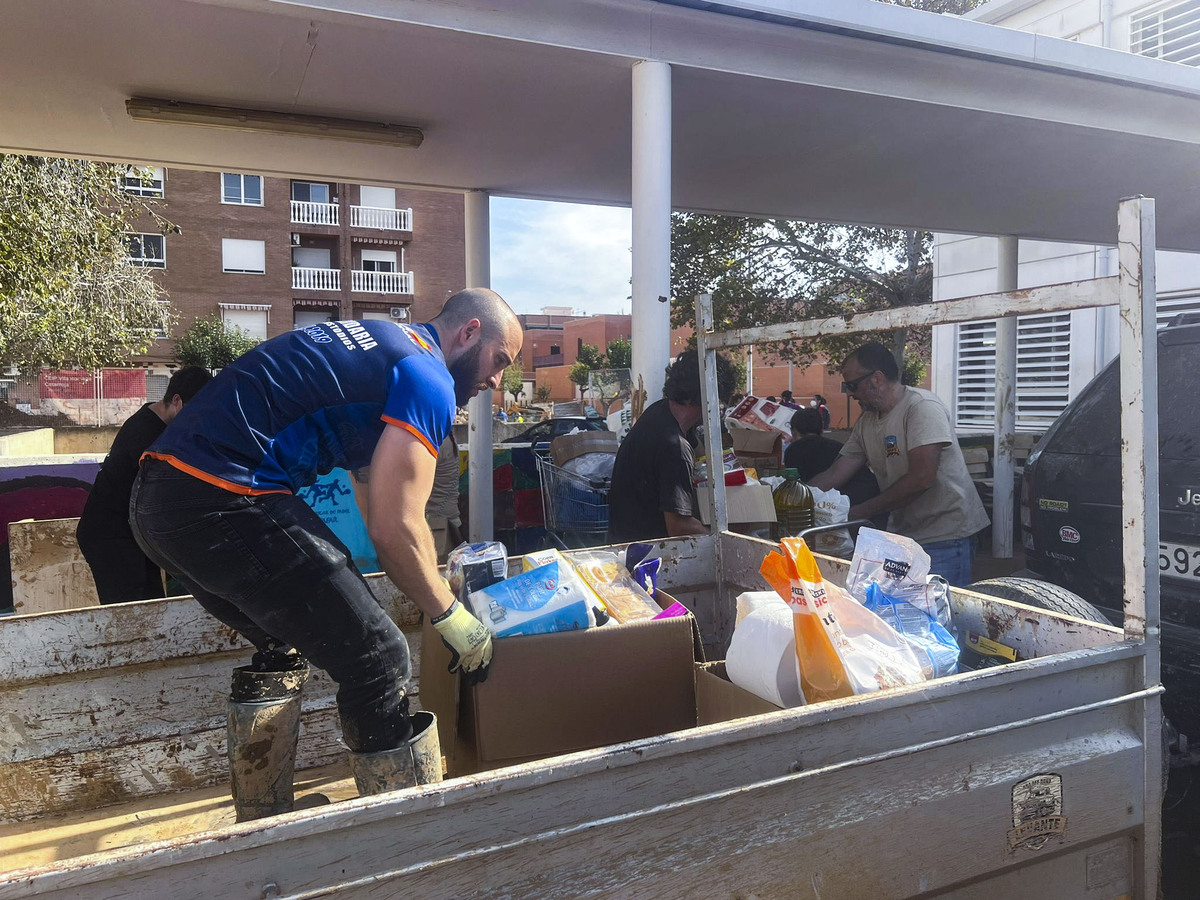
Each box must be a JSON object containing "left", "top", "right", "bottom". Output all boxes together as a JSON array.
[
  {"left": 446, "top": 541, "right": 508, "bottom": 603},
  {"left": 467, "top": 561, "right": 596, "bottom": 638},
  {"left": 726, "top": 592, "right": 805, "bottom": 707},
  {"left": 570, "top": 550, "right": 663, "bottom": 623},
  {"left": 806, "top": 487, "right": 854, "bottom": 558},
  {"left": 760, "top": 537, "right": 926, "bottom": 701},
  {"left": 562, "top": 452, "right": 616, "bottom": 483},
  {"left": 863, "top": 583, "right": 960, "bottom": 679}
]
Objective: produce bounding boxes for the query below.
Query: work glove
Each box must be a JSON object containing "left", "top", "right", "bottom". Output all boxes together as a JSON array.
[{"left": 431, "top": 600, "right": 493, "bottom": 685}]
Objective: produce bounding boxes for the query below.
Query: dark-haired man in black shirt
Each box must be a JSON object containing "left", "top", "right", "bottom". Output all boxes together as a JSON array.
[
  {"left": 76, "top": 366, "right": 211, "bottom": 604},
  {"left": 608, "top": 348, "right": 736, "bottom": 543}
]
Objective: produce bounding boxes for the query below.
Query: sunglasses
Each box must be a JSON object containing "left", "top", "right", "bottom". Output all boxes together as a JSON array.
[{"left": 840, "top": 370, "right": 877, "bottom": 393}]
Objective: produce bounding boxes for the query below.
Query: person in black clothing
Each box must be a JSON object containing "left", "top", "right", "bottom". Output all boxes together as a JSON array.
[
  {"left": 786, "top": 407, "right": 884, "bottom": 521},
  {"left": 76, "top": 367, "right": 211, "bottom": 604},
  {"left": 813, "top": 394, "right": 831, "bottom": 432},
  {"left": 783, "top": 408, "right": 842, "bottom": 481},
  {"left": 608, "top": 348, "right": 736, "bottom": 543}
]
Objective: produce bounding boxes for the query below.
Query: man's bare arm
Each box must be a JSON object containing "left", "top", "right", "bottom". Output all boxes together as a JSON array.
[
  {"left": 366, "top": 426, "right": 456, "bottom": 619},
  {"left": 807, "top": 454, "right": 866, "bottom": 492},
  {"left": 847, "top": 443, "right": 942, "bottom": 521},
  {"left": 665, "top": 510, "right": 709, "bottom": 537}
]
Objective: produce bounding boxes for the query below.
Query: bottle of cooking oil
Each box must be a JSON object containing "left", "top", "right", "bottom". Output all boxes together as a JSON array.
[{"left": 772, "top": 468, "right": 814, "bottom": 541}]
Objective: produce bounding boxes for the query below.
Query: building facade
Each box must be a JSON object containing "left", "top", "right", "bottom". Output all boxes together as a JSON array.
[
  {"left": 931, "top": 0, "right": 1200, "bottom": 433},
  {"left": 125, "top": 166, "right": 465, "bottom": 368}
]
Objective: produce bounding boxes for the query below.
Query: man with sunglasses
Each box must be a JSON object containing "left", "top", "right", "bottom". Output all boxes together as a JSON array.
[{"left": 808, "top": 343, "right": 989, "bottom": 585}]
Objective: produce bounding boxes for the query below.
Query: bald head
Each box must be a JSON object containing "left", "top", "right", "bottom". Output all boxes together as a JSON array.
[
  {"left": 432, "top": 288, "right": 520, "bottom": 342},
  {"left": 430, "top": 288, "right": 524, "bottom": 406}
]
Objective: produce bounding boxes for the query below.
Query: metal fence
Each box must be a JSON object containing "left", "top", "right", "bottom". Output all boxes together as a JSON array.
[{"left": 0, "top": 369, "right": 164, "bottom": 426}]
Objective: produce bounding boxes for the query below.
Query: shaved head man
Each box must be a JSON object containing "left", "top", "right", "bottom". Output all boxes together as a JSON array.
[{"left": 131, "top": 289, "right": 521, "bottom": 819}]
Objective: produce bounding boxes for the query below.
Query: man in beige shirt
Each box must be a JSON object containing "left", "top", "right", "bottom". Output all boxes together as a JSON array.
[{"left": 809, "top": 343, "right": 990, "bottom": 585}]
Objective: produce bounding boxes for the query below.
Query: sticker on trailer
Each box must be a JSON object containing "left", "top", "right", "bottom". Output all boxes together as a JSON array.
[
  {"left": 1038, "top": 498, "right": 1069, "bottom": 513},
  {"left": 1059, "top": 526, "right": 1081, "bottom": 544},
  {"left": 1007, "top": 774, "right": 1067, "bottom": 852}
]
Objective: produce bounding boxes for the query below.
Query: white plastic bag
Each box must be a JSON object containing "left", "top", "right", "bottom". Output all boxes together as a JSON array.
[
  {"left": 807, "top": 486, "right": 854, "bottom": 558},
  {"left": 845, "top": 528, "right": 931, "bottom": 610}
]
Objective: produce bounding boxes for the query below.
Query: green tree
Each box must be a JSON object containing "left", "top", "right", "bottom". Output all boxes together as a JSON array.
[
  {"left": 605, "top": 336, "right": 632, "bottom": 370},
  {"left": 568, "top": 360, "right": 592, "bottom": 391},
  {"left": 500, "top": 362, "right": 525, "bottom": 405},
  {"left": 534, "top": 384, "right": 553, "bottom": 403},
  {"left": 0, "top": 155, "right": 177, "bottom": 373},
  {"left": 174, "top": 314, "right": 260, "bottom": 370},
  {"left": 576, "top": 343, "right": 604, "bottom": 369}
]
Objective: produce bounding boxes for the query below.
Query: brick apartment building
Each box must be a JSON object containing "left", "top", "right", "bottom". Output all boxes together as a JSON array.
[{"left": 125, "top": 165, "right": 465, "bottom": 369}]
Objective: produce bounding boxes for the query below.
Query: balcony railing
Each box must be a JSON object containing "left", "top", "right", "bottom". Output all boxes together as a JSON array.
[
  {"left": 533, "top": 353, "right": 564, "bottom": 368},
  {"left": 350, "top": 206, "right": 413, "bottom": 231},
  {"left": 351, "top": 270, "right": 414, "bottom": 294},
  {"left": 292, "top": 267, "right": 341, "bottom": 291},
  {"left": 291, "top": 200, "right": 340, "bottom": 226}
]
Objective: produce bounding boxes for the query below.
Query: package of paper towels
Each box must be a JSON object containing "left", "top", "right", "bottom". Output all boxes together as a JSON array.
[{"left": 725, "top": 591, "right": 806, "bottom": 708}]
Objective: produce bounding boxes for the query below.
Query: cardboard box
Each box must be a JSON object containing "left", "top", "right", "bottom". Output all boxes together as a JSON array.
[
  {"left": 729, "top": 428, "right": 783, "bottom": 470},
  {"left": 695, "top": 482, "right": 777, "bottom": 525},
  {"left": 549, "top": 430, "right": 618, "bottom": 467},
  {"left": 695, "top": 662, "right": 783, "bottom": 725},
  {"left": 421, "top": 594, "right": 701, "bottom": 772}
]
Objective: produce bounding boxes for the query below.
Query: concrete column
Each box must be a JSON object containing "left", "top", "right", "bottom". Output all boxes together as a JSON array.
[
  {"left": 631, "top": 59, "right": 672, "bottom": 408},
  {"left": 464, "top": 190, "right": 493, "bottom": 542},
  {"left": 992, "top": 237, "right": 1019, "bottom": 558}
]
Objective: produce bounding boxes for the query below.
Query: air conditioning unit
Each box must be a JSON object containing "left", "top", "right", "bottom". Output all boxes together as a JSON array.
[
  {"left": 389, "top": 307, "right": 409, "bottom": 321},
  {"left": 291, "top": 233, "right": 301, "bottom": 245}
]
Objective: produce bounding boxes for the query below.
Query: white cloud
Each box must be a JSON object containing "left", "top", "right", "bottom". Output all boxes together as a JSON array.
[{"left": 490, "top": 197, "right": 632, "bottom": 316}]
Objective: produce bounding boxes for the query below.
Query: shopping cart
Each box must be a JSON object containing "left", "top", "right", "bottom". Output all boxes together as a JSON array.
[{"left": 537, "top": 455, "right": 610, "bottom": 549}]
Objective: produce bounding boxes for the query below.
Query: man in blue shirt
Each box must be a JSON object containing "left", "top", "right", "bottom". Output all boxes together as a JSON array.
[{"left": 131, "top": 288, "right": 522, "bottom": 818}]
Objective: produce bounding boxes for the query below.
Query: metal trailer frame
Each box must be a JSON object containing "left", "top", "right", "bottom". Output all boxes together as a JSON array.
[{"left": 695, "top": 196, "right": 1163, "bottom": 893}]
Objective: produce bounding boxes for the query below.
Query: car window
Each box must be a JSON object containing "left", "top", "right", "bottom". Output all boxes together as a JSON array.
[
  {"left": 530, "top": 423, "right": 553, "bottom": 442},
  {"left": 1045, "top": 363, "right": 1120, "bottom": 456},
  {"left": 1159, "top": 331, "right": 1200, "bottom": 460}
]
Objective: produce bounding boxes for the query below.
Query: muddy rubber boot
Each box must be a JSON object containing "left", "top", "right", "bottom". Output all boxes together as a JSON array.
[
  {"left": 347, "top": 711, "right": 443, "bottom": 796},
  {"left": 227, "top": 650, "right": 310, "bottom": 822}
]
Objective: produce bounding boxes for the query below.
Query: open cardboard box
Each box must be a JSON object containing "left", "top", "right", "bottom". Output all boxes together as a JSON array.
[
  {"left": 420, "top": 593, "right": 775, "bottom": 775},
  {"left": 729, "top": 428, "right": 783, "bottom": 470},
  {"left": 695, "top": 482, "right": 777, "bottom": 526}
]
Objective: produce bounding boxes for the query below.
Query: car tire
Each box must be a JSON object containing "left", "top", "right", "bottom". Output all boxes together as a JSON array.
[{"left": 966, "top": 577, "right": 1113, "bottom": 625}]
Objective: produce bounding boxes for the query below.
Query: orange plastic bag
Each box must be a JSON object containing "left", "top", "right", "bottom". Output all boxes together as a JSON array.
[{"left": 760, "top": 537, "right": 925, "bottom": 703}]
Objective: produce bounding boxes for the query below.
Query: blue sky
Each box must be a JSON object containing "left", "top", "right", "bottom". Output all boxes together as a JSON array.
[{"left": 490, "top": 197, "right": 633, "bottom": 316}]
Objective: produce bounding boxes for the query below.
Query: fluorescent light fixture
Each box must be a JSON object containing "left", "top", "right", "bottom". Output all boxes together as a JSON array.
[{"left": 126, "top": 98, "right": 423, "bottom": 148}]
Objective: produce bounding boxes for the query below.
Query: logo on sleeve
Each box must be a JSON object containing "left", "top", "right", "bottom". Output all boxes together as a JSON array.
[
  {"left": 398, "top": 324, "right": 432, "bottom": 352},
  {"left": 884, "top": 435, "right": 900, "bottom": 458}
]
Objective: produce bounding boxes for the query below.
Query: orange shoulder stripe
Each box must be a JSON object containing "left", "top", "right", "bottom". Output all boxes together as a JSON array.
[{"left": 380, "top": 416, "right": 439, "bottom": 457}]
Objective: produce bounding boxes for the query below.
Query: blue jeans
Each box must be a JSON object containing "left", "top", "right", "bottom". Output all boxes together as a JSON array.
[
  {"left": 130, "top": 459, "right": 412, "bottom": 753},
  {"left": 921, "top": 537, "right": 975, "bottom": 587}
]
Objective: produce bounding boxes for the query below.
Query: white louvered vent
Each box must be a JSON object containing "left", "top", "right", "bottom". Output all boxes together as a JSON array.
[
  {"left": 954, "top": 314, "right": 1072, "bottom": 433},
  {"left": 1131, "top": 0, "right": 1200, "bottom": 66}
]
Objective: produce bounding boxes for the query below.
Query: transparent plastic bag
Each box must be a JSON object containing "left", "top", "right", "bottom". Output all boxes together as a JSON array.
[
  {"left": 863, "top": 583, "right": 960, "bottom": 679},
  {"left": 807, "top": 486, "right": 854, "bottom": 558},
  {"left": 760, "top": 537, "right": 926, "bottom": 702},
  {"left": 570, "top": 550, "right": 662, "bottom": 623}
]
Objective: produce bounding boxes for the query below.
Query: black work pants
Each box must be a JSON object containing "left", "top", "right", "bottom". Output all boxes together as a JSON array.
[
  {"left": 130, "top": 458, "right": 412, "bottom": 752},
  {"left": 76, "top": 532, "right": 164, "bottom": 605}
]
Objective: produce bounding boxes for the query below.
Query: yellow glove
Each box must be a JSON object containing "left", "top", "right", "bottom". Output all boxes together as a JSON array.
[{"left": 431, "top": 601, "right": 493, "bottom": 684}]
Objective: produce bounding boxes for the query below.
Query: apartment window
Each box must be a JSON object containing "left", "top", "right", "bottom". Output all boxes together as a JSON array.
[
  {"left": 222, "top": 173, "right": 263, "bottom": 206},
  {"left": 1131, "top": 0, "right": 1200, "bottom": 65},
  {"left": 219, "top": 304, "right": 270, "bottom": 341},
  {"left": 293, "top": 309, "right": 335, "bottom": 330},
  {"left": 954, "top": 314, "right": 1073, "bottom": 432},
  {"left": 123, "top": 166, "right": 165, "bottom": 197},
  {"left": 127, "top": 233, "right": 166, "bottom": 268},
  {"left": 359, "top": 249, "right": 397, "bottom": 273},
  {"left": 222, "top": 238, "right": 266, "bottom": 274},
  {"left": 292, "top": 181, "right": 331, "bottom": 204}
]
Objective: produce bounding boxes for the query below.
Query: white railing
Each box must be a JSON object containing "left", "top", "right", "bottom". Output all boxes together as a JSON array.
[
  {"left": 350, "top": 206, "right": 413, "bottom": 231},
  {"left": 290, "top": 200, "right": 339, "bottom": 226},
  {"left": 351, "top": 270, "right": 414, "bottom": 294},
  {"left": 292, "top": 267, "right": 341, "bottom": 291}
]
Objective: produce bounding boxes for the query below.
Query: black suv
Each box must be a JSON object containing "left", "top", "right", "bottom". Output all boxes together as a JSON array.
[{"left": 1021, "top": 316, "right": 1200, "bottom": 740}]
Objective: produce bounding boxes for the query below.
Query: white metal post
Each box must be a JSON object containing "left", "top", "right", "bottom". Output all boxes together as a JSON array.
[
  {"left": 1117, "top": 197, "right": 1161, "bottom": 898},
  {"left": 992, "top": 237, "right": 1018, "bottom": 558},
  {"left": 465, "top": 189, "right": 494, "bottom": 542},
  {"left": 696, "top": 294, "right": 728, "bottom": 535},
  {"left": 631, "top": 59, "right": 672, "bottom": 407}
]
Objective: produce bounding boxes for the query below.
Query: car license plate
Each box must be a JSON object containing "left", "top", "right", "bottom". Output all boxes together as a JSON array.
[{"left": 1159, "top": 541, "right": 1200, "bottom": 582}]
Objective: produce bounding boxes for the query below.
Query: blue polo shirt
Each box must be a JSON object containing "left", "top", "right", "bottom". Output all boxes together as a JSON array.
[{"left": 146, "top": 321, "right": 455, "bottom": 494}]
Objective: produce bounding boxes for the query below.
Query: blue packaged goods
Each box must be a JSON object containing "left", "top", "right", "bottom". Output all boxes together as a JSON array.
[
  {"left": 446, "top": 541, "right": 508, "bottom": 603},
  {"left": 863, "top": 583, "right": 960, "bottom": 679},
  {"left": 468, "top": 561, "right": 596, "bottom": 638}
]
